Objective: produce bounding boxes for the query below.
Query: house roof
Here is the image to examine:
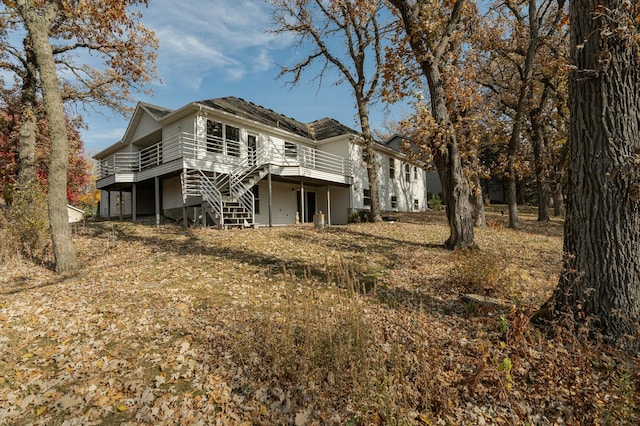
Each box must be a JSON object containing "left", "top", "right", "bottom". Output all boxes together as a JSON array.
[
  {"left": 197, "top": 97, "right": 310, "bottom": 138},
  {"left": 308, "top": 117, "right": 358, "bottom": 140},
  {"left": 196, "top": 97, "right": 358, "bottom": 141},
  {"left": 139, "top": 102, "right": 173, "bottom": 120}
]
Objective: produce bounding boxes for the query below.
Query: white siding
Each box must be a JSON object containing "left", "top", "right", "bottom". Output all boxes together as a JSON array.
[
  {"left": 164, "top": 115, "right": 195, "bottom": 139},
  {"left": 351, "top": 145, "right": 432, "bottom": 213},
  {"left": 253, "top": 181, "right": 299, "bottom": 226},
  {"left": 162, "top": 176, "right": 183, "bottom": 210},
  {"left": 131, "top": 113, "right": 162, "bottom": 142},
  {"left": 328, "top": 186, "right": 350, "bottom": 225},
  {"left": 319, "top": 136, "right": 351, "bottom": 158},
  {"left": 100, "top": 190, "right": 132, "bottom": 217}
]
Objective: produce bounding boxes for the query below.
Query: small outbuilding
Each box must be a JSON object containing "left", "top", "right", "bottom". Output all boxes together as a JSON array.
[{"left": 67, "top": 205, "right": 85, "bottom": 223}]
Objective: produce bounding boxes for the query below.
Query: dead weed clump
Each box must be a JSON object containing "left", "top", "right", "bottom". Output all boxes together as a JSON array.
[
  {"left": 446, "top": 248, "right": 512, "bottom": 297},
  {"left": 0, "top": 185, "right": 51, "bottom": 264},
  {"left": 472, "top": 308, "right": 640, "bottom": 425},
  {"left": 220, "top": 264, "right": 451, "bottom": 424}
]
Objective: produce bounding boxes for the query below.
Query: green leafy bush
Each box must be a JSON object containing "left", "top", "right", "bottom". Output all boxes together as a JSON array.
[{"left": 428, "top": 193, "right": 442, "bottom": 211}]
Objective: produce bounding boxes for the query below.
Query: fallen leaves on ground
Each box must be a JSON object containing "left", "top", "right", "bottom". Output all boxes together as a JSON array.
[{"left": 0, "top": 210, "right": 638, "bottom": 424}]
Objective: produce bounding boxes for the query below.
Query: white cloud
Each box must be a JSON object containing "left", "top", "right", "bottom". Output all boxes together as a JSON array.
[
  {"left": 253, "top": 49, "right": 275, "bottom": 73},
  {"left": 140, "top": 0, "right": 286, "bottom": 87}
]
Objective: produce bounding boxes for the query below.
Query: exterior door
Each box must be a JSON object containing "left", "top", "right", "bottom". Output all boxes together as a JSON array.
[{"left": 296, "top": 191, "right": 316, "bottom": 223}]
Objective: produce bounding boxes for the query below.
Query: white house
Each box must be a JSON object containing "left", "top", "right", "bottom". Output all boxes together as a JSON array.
[{"left": 94, "top": 97, "right": 441, "bottom": 227}]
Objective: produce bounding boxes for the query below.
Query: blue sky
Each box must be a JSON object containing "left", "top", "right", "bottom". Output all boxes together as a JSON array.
[{"left": 81, "top": 0, "right": 410, "bottom": 154}]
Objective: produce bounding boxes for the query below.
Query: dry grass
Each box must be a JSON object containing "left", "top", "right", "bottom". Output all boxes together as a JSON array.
[{"left": 0, "top": 209, "right": 639, "bottom": 425}]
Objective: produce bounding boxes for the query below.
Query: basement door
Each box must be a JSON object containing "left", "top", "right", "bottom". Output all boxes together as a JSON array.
[{"left": 296, "top": 191, "right": 316, "bottom": 223}]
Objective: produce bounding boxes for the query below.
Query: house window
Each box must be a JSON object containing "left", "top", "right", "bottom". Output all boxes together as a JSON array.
[
  {"left": 405, "top": 163, "right": 411, "bottom": 182},
  {"left": 414, "top": 199, "right": 419, "bottom": 210},
  {"left": 252, "top": 185, "right": 260, "bottom": 214},
  {"left": 284, "top": 141, "right": 297, "bottom": 158},
  {"left": 363, "top": 189, "right": 371, "bottom": 206},
  {"left": 389, "top": 157, "right": 395, "bottom": 179},
  {"left": 247, "top": 134, "right": 258, "bottom": 165},
  {"left": 413, "top": 166, "right": 418, "bottom": 181},
  {"left": 206, "top": 120, "right": 241, "bottom": 156},
  {"left": 391, "top": 195, "right": 398, "bottom": 209},
  {"left": 226, "top": 125, "right": 240, "bottom": 157},
  {"left": 206, "top": 119, "right": 223, "bottom": 154},
  {"left": 362, "top": 146, "right": 369, "bottom": 162}
]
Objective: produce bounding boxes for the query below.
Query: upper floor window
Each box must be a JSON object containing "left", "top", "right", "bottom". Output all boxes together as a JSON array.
[
  {"left": 413, "top": 166, "right": 418, "bottom": 181},
  {"left": 389, "top": 157, "right": 395, "bottom": 179},
  {"left": 206, "top": 119, "right": 241, "bottom": 157},
  {"left": 404, "top": 163, "right": 411, "bottom": 182},
  {"left": 206, "top": 120, "right": 223, "bottom": 154},
  {"left": 226, "top": 125, "right": 240, "bottom": 157}
]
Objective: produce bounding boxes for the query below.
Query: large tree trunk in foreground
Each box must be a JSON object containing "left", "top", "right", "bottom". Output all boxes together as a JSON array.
[
  {"left": 540, "top": 0, "right": 640, "bottom": 352},
  {"left": 18, "top": 1, "right": 78, "bottom": 274}
]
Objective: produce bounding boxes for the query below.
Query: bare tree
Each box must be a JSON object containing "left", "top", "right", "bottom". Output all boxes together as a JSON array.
[{"left": 271, "top": 0, "right": 385, "bottom": 222}]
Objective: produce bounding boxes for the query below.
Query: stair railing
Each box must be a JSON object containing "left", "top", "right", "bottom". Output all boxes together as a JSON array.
[
  {"left": 197, "top": 171, "right": 224, "bottom": 223},
  {"left": 231, "top": 145, "right": 269, "bottom": 189},
  {"left": 181, "top": 170, "right": 224, "bottom": 225}
]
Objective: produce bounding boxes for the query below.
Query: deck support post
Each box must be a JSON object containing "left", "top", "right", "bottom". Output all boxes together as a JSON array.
[
  {"left": 326, "top": 186, "right": 331, "bottom": 226},
  {"left": 300, "top": 181, "right": 305, "bottom": 224},
  {"left": 107, "top": 191, "right": 111, "bottom": 219},
  {"left": 182, "top": 206, "right": 187, "bottom": 227},
  {"left": 268, "top": 168, "right": 273, "bottom": 227},
  {"left": 119, "top": 190, "right": 124, "bottom": 221},
  {"left": 132, "top": 183, "right": 137, "bottom": 222},
  {"left": 155, "top": 176, "right": 160, "bottom": 226}
]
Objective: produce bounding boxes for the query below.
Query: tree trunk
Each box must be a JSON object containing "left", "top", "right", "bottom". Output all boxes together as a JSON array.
[
  {"left": 505, "top": 0, "right": 540, "bottom": 229},
  {"left": 540, "top": 0, "right": 640, "bottom": 352},
  {"left": 388, "top": 0, "right": 475, "bottom": 249},
  {"left": 357, "top": 100, "right": 382, "bottom": 222},
  {"left": 506, "top": 166, "right": 519, "bottom": 228},
  {"left": 16, "top": 37, "right": 38, "bottom": 188},
  {"left": 550, "top": 179, "right": 564, "bottom": 217},
  {"left": 530, "top": 102, "right": 550, "bottom": 222},
  {"left": 18, "top": 1, "right": 78, "bottom": 274},
  {"left": 471, "top": 169, "right": 486, "bottom": 228},
  {"left": 425, "top": 66, "right": 475, "bottom": 248},
  {"left": 550, "top": 144, "right": 567, "bottom": 217}
]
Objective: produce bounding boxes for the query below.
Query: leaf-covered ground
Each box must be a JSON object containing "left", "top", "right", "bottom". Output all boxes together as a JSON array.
[{"left": 1, "top": 209, "right": 639, "bottom": 425}]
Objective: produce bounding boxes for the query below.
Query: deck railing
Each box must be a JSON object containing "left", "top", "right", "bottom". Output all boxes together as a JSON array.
[{"left": 96, "top": 132, "right": 353, "bottom": 179}]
